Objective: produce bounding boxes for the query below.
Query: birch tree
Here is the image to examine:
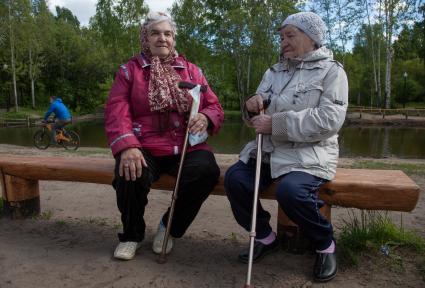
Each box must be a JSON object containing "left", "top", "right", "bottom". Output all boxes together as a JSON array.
[
  {"left": 8, "top": 0, "right": 18, "bottom": 111},
  {"left": 380, "top": 0, "right": 416, "bottom": 108}
]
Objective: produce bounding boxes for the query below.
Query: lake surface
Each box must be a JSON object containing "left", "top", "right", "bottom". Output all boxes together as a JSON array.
[{"left": 0, "top": 119, "right": 424, "bottom": 158}]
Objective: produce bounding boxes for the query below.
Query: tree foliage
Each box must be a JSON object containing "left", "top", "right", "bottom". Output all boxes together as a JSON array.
[{"left": 0, "top": 0, "right": 423, "bottom": 114}]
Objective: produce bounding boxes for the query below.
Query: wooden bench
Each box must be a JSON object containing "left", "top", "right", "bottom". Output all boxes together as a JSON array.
[{"left": 0, "top": 155, "right": 420, "bottom": 251}]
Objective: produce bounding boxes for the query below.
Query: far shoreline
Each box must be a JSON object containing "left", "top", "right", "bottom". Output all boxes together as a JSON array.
[{"left": 72, "top": 112, "right": 425, "bottom": 128}]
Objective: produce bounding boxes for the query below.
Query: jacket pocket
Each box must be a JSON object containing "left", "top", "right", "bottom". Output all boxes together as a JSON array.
[
  {"left": 295, "top": 145, "right": 326, "bottom": 168},
  {"left": 294, "top": 82, "right": 323, "bottom": 108}
]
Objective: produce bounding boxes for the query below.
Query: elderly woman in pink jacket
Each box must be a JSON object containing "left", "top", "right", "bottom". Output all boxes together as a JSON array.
[{"left": 104, "top": 12, "right": 224, "bottom": 260}]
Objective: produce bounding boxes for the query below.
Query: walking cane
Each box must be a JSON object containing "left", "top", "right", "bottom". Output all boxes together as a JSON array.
[
  {"left": 157, "top": 81, "right": 207, "bottom": 264},
  {"left": 244, "top": 108, "right": 265, "bottom": 288}
]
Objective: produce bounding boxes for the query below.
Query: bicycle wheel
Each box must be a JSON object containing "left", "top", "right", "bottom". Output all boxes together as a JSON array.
[
  {"left": 61, "top": 130, "right": 80, "bottom": 150},
  {"left": 33, "top": 129, "right": 51, "bottom": 150}
]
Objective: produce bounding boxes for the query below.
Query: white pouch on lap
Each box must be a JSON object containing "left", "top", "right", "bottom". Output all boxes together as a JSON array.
[
  {"left": 189, "top": 132, "right": 208, "bottom": 146},
  {"left": 188, "top": 85, "right": 208, "bottom": 146}
]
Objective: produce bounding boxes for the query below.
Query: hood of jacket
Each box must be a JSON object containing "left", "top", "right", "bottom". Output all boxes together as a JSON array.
[
  {"left": 273, "top": 46, "right": 334, "bottom": 72},
  {"left": 297, "top": 46, "right": 333, "bottom": 62}
]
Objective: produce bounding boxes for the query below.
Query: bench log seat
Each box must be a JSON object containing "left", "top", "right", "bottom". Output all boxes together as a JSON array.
[{"left": 0, "top": 155, "right": 420, "bottom": 250}]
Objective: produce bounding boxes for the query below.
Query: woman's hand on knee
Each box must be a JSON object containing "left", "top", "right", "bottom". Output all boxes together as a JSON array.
[
  {"left": 189, "top": 113, "right": 208, "bottom": 134},
  {"left": 119, "top": 148, "right": 147, "bottom": 181}
]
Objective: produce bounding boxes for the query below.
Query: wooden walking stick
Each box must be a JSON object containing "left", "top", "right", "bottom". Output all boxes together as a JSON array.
[
  {"left": 243, "top": 109, "right": 264, "bottom": 288},
  {"left": 157, "top": 82, "right": 207, "bottom": 264}
]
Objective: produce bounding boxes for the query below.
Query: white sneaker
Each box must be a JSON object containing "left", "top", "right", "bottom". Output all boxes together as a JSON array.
[
  {"left": 152, "top": 222, "right": 174, "bottom": 254},
  {"left": 114, "top": 241, "right": 141, "bottom": 260}
]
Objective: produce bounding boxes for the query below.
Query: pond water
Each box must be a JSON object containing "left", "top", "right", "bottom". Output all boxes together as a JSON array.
[{"left": 0, "top": 119, "right": 424, "bottom": 158}]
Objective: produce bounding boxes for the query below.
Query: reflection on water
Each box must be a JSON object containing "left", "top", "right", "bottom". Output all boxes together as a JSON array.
[
  {"left": 338, "top": 126, "right": 425, "bottom": 158},
  {"left": 0, "top": 119, "right": 424, "bottom": 158}
]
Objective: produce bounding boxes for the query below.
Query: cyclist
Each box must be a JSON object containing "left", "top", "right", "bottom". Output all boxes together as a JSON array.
[{"left": 43, "top": 95, "right": 72, "bottom": 143}]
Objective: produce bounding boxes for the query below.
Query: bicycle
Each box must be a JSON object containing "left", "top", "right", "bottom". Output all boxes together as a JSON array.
[{"left": 33, "top": 120, "right": 80, "bottom": 150}]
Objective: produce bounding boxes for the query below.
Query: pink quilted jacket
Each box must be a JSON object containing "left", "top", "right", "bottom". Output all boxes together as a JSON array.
[{"left": 104, "top": 54, "right": 224, "bottom": 157}]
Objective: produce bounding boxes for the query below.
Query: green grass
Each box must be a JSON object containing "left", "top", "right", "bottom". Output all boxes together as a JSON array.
[
  {"left": 400, "top": 102, "right": 425, "bottom": 109},
  {"left": 224, "top": 110, "right": 241, "bottom": 116},
  {"left": 349, "top": 161, "right": 425, "bottom": 176},
  {"left": 223, "top": 110, "right": 242, "bottom": 121},
  {"left": 55, "top": 220, "right": 67, "bottom": 227},
  {"left": 0, "top": 106, "right": 82, "bottom": 119},
  {"left": 338, "top": 210, "right": 425, "bottom": 267},
  {"left": 0, "top": 107, "right": 45, "bottom": 119},
  {"left": 87, "top": 217, "right": 108, "bottom": 226},
  {"left": 36, "top": 210, "right": 53, "bottom": 220},
  {"left": 338, "top": 158, "right": 425, "bottom": 274}
]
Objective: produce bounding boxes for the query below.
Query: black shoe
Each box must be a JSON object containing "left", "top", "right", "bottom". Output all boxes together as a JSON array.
[
  {"left": 238, "top": 238, "right": 280, "bottom": 264},
  {"left": 313, "top": 252, "right": 337, "bottom": 282}
]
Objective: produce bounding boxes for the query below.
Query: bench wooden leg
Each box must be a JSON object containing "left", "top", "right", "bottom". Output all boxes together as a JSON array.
[
  {"left": 277, "top": 204, "right": 331, "bottom": 254},
  {"left": 1, "top": 172, "right": 40, "bottom": 219}
]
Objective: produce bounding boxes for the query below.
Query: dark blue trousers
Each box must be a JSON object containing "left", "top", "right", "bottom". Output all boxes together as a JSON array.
[{"left": 224, "top": 159, "right": 333, "bottom": 250}]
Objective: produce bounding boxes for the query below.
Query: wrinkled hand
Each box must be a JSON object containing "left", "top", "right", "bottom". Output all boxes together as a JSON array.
[
  {"left": 250, "top": 114, "right": 272, "bottom": 134},
  {"left": 119, "top": 148, "right": 147, "bottom": 181},
  {"left": 189, "top": 113, "right": 208, "bottom": 134},
  {"left": 245, "top": 94, "right": 264, "bottom": 114}
]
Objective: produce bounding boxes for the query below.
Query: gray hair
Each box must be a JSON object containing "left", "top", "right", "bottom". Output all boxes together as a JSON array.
[{"left": 142, "top": 11, "right": 177, "bottom": 35}]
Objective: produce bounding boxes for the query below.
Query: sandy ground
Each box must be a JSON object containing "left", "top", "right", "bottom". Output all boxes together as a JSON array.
[{"left": 0, "top": 144, "right": 424, "bottom": 288}]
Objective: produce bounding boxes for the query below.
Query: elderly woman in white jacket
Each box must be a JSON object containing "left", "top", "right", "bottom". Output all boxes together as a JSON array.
[{"left": 224, "top": 12, "right": 348, "bottom": 282}]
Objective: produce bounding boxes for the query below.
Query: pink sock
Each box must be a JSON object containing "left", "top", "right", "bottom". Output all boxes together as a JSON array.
[
  {"left": 256, "top": 231, "right": 276, "bottom": 245},
  {"left": 316, "top": 240, "right": 335, "bottom": 253}
]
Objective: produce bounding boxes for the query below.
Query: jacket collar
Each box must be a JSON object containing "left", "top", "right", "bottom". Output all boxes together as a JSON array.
[
  {"left": 274, "top": 46, "right": 333, "bottom": 71},
  {"left": 136, "top": 53, "right": 186, "bottom": 69},
  {"left": 270, "top": 62, "right": 286, "bottom": 72}
]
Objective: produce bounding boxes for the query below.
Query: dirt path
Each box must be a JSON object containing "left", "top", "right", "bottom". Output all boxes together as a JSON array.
[{"left": 0, "top": 144, "right": 424, "bottom": 288}]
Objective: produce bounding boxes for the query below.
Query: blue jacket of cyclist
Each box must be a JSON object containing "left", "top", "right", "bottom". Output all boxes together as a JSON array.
[
  {"left": 44, "top": 96, "right": 72, "bottom": 133},
  {"left": 44, "top": 96, "right": 71, "bottom": 121}
]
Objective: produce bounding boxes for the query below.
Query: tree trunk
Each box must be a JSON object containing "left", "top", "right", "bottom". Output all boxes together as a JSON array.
[
  {"left": 377, "top": 0, "right": 383, "bottom": 107},
  {"left": 384, "top": 0, "right": 394, "bottom": 109},
  {"left": 8, "top": 0, "right": 18, "bottom": 112},
  {"left": 384, "top": 44, "right": 392, "bottom": 108},
  {"left": 29, "top": 48, "right": 35, "bottom": 108},
  {"left": 235, "top": 56, "right": 245, "bottom": 112},
  {"left": 364, "top": 0, "right": 379, "bottom": 107},
  {"left": 130, "top": 28, "right": 135, "bottom": 56},
  {"left": 246, "top": 54, "right": 251, "bottom": 95},
  {"left": 324, "top": 2, "right": 334, "bottom": 49}
]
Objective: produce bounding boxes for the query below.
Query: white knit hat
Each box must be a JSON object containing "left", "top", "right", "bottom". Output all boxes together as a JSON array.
[{"left": 280, "top": 12, "right": 327, "bottom": 47}]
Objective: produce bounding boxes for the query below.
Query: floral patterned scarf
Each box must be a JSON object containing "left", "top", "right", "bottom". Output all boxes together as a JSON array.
[{"left": 140, "top": 26, "right": 191, "bottom": 114}]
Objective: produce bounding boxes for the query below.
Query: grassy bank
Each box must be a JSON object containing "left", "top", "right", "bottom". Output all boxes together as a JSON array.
[
  {"left": 349, "top": 161, "right": 425, "bottom": 176},
  {"left": 0, "top": 107, "right": 44, "bottom": 119}
]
